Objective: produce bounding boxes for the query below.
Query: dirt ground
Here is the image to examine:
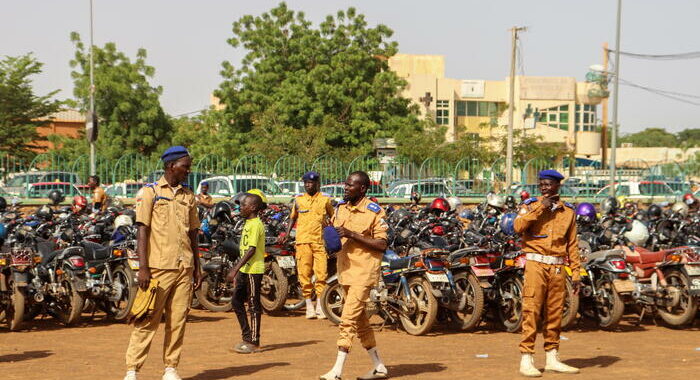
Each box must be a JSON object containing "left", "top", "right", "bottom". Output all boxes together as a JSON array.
[{"left": 1, "top": 309, "right": 699, "bottom": 380}]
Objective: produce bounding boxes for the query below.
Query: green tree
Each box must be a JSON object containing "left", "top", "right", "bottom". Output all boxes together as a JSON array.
[
  {"left": 618, "top": 127, "right": 678, "bottom": 147},
  {"left": 0, "top": 54, "right": 61, "bottom": 158},
  {"left": 171, "top": 109, "right": 237, "bottom": 159},
  {"left": 677, "top": 128, "right": 700, "bottom": 148},
  {"left": 68, "top": 32, "right": 172, "bottom": 161},
  {"left": 214, "top": 2, "right": 422, "bottom": 157}
]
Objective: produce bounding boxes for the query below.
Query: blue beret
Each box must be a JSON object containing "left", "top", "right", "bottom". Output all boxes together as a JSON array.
[
  {"left": 538, "top": 169, "right": 564, "bottom": 181},
  {"left": 200, "top": 181, "right": 209, "bottom": 187},
  {"left": 323, "top": 226, "right": 342, "bottom": 253},
  {"left": 302, "top": 171, "right": 320, "bottom": 182},
  {"left": 161, "top": 146, "right": 190, "bottom": 163}
]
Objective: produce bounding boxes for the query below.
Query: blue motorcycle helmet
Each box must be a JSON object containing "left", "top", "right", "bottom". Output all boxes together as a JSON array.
[
  {"left": 500, "top": 212, "right": 517, "bottom": 236},
  {"left": 0, "top": 223, "right": 6, "bottom": 240},
  {"left": 459, "top": 208, "right": 475, "bottom": 220}
]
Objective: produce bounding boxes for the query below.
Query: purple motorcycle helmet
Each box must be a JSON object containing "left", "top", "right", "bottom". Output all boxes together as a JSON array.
[{"left": 575, "top": 202, "right": 597, "bottom": 219}]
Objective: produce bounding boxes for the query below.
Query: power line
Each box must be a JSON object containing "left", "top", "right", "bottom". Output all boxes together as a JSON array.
[
  {"left": 172, "top": 108, "right": 207, "bottom": 118},
  {"left": 607, "top": 49, "right": 700, "bottom": 60},
  {"left": 618, "top": 78, "right": 700, "bottom": 106}
]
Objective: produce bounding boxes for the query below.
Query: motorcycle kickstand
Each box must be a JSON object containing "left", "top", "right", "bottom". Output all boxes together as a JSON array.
[{"left": 634, "top": 308, "right": 645, "bottom": 326}]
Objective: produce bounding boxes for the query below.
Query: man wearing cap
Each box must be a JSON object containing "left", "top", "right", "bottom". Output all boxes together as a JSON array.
[
  {"left": 320, "top": 171, "right": 389, "bottom": 380},
  {"left": 280, "top": 171, "right": 334, "bottom": 319},
  {"left": 196, "top": 181, "right": 214, "bottom": 209},
  {"left": 123, "top": 146, "right": 202, "bottom": 380},
  {"left": 514, "top": 169, "right": 581, "bottom": 377}
]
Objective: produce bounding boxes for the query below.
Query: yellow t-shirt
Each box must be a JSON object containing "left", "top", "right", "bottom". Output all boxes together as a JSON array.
[{"left": 240, "top": 217, "right": 266, "bottom": 274}]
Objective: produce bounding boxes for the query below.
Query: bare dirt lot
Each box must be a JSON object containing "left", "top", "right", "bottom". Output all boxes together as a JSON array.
[{"left": 1, "top": 310, "right": 699, "bottom": 380}]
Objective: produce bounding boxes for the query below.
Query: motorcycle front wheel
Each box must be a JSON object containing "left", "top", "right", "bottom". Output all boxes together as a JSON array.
[
  {"left": 399, "top": 276, "right": 438, "bottom": 336},
  {"left": 448, "top": 271, "right": 484, "bottom": 331},
  {"left": 497, "top": 274, "right": 524, "bottom": 333},
  {"left": 106, "top": 265, "right": 137, "bottom": 322},
  {"left": 55, "top": 279, "right": 84, "bottom": 326},
  {"left": 561, "top": 277, "right": 580, "bottom": 330},
  {"left": 260, "top": 261, "right": 288, "bottom": 313},
  {"left": 594, "top": 277, "right": 624, "bottom": 329},
  {"left": 320, "top": 281, "right": 344, "bottom": 325},
  {"left": 4, "top": 282, "right": 26, "bottom": 331},
  {"left": 195, "top": 274, "right": 233, "bottom": 312}
]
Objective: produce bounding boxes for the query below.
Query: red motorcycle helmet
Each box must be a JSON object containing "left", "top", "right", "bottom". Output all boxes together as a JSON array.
[
  {"left": 72, "top": 195, "right": 88, "bottom": 214},
  {"left": 430, "top": 197, "right": 450, "bottom": 213},
  {"left": 520, "top": 190, "right": 531, "bottom": 202},
  {"left": 683, "top": 193, "right": 697, "bottom": 206}
]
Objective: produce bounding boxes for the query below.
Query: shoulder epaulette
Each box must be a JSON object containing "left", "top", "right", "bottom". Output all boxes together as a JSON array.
[
  {"left": 564, "top": 202, "right": 575, "bottom": 209},
  {"left": 337, "top": 200, "right": 347, "bottom": 205},
  {"left": 367, "top": 202, "right": 381, "bottom": 213},
  {"left": 321, "top": 192, "right": 331, "bottom": 197},
  {"left": 145, "top": 182, "right": 157, "bottom": 188},
  {"left": 523, "top": 197, "right": 538, "bottom": 205},
  {"left": 294, "top": 193, "right": 303, "bottom": 197}
]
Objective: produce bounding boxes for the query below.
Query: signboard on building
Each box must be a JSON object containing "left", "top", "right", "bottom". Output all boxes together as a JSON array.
[
  {"left": 460, "top": 80, "right": 485, "bottom": 98},
  {"left": 519, "top": 77, "right": 575, "bottom": 100}
]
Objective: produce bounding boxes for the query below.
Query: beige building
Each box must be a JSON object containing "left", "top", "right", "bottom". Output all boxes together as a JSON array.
[{"left": 388, "top": 54, "right": 605, "bottom": 156}]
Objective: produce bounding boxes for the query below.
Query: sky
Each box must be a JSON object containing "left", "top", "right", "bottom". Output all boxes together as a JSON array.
[{"left": 3, "top": 0, "right": 699, "bottom": 134}]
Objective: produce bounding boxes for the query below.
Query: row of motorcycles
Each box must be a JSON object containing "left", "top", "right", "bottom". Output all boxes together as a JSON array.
[{"left": 3, "top": 190, "right": 700, "bottom": 336}]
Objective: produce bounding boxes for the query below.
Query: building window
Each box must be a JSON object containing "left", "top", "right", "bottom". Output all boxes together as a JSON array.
[
  {"left": 455, "top": 100, "right": 502, "bottom": 117},
  {"left": 436, "top": 100, "right": 449, "bottom": 125},
  {"left": 574, "top": 104, "right": 597, "bottom": 132}
]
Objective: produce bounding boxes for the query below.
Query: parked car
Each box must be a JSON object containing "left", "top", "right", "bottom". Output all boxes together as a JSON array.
[
  {"left": 26, "top": 182, "right": 83, "bottom": 198},
  {"left": 277, "top": 181, "right": 304, "bottom": 195},
  {"left": 1, "top": 171, "right": 81, "bottom": 196},
  {"left": 145, "top": 170, "right": 213, "bottom": 190},
  {"left": 387, "top": 181, "right": 452, "bottom": 198},
  {"left": 595, "top": 181, "right": 675, "bottom": 201},
  {"left": 105, "top": 182, "right": 147, "bottom": 198},
  {"left": 196, "top": 175, "right": 281, "bottom": 197}
]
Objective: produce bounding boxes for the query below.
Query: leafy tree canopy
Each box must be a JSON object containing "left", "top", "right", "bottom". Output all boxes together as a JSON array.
[
  {"left": 0, "top": 54, "right": 61, "bottom": 159},
  {"left": 618, "top": 127, "right": 678, "bottom": 148}
]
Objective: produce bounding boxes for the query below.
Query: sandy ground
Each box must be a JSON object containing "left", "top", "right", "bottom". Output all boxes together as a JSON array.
[{"left": 1, "top": 309, "right": 699, "bottom": 380}]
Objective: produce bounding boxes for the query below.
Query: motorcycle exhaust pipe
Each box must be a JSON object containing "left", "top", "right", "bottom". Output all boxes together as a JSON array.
[
  {"left": 90, "top": 287, "right": 101, "bottom": 297},
  {"left": 34, "top": 292, "right": 45, "bottom": 303}
]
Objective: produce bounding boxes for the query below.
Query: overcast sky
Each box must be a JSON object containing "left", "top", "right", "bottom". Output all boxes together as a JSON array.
[{"left": 3, "top": 0, "right": 699, "bottom": 134}]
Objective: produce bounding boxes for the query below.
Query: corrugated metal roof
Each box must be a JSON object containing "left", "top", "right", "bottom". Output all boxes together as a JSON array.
[{"left": 37, "top": 109, "right": 85, "bottom": 122}]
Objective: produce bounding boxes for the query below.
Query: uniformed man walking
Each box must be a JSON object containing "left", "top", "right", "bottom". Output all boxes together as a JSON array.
[
  {"left": 514, "top": 170, "right": 581, "bottom": 377},
  {"left": 279, "top": 171, "right": 334, "bottom": 319},
  {"left": 123, "top": 146, "right": 202, "bottom": 380},
  {"left": 320, "top": 171, "right": 388, "bottom": 380}
]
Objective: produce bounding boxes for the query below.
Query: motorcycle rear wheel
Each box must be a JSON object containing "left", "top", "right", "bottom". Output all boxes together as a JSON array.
[
  {"left": 107, "top": 265, "right": 137, "bottom": 322},
  {"left": 260, "top": 261, "right": 288, "bottom": 313},
  {"left": 55, "top": 279, "right": 84, "bottom": 326},
  {"left": 399, "top": 277, "right": 438, "bottom": 336},
  {"left": 657, "top": 269, "right": 698, "bottom": 328},
  {"left": 196, "top": 274, "right": 233, "bottom": 312},
  {"left": 5, "top": 283, "right": 25, "bottom": 331},
  {"left": 561, "top": 277, "right": 580, "bottom": 330},
  {"left": 448, "top": 271, "right": 484, "bottom": 331}
]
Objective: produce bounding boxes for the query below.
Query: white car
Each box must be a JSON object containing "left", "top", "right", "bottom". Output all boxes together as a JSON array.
[
  {"left": 196, "top": 175, "right": 281, "bottom": 197},
  {"left": 105, "top": 182, "right": 147, "bottom": 198},
  {"left": 277, "top": 181, "right": 304, "bottom": 195},
  {"left": 387, "top": 181, "right": 452, "bottom": 199},
  {"left": 595, "top": 181, "right": 675, "bottom": 201}
]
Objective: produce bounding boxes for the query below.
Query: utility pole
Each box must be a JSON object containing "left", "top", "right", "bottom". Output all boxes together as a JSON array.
[
  {"left": 88, "top": 0, "right": 96, "bottom": 176},
  {"left": 505, "top": 26, "right": 527, "bottom": 191},
  {"left": 601, "top": 42, "right": 609, "bottom": 168},
  {"left": 609, "top": 0, "right": 622, "bottom": 196}
]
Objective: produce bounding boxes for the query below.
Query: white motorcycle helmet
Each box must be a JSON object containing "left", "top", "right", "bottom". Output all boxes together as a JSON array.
[
  {"left": 623, "top": 220, "right": 650, "bottom": 246},
  {"left": 671, "top": 201, "right": 689, "bottom": 216},
  {"left": 447, "top": 196, "right": 462, "bottom": 212},
  {"left": 114, "top": 214, "right": 133, "bottom": 229},
  {"left": 486, "top": 193, "right": 506, "bottom": 209}
]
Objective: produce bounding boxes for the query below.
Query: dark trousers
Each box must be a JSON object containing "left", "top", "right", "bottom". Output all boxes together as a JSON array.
[{"left": 231, "top": 272, "right": 262, "bottom": 346}]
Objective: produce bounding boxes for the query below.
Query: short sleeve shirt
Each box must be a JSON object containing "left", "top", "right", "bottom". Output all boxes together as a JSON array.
[
  {"left": 333, "top": 197, "right": 388, "bottom": 286},
  {"left": 135, "top": 177, "right": 200, "bottom": 270},
  {"left": 239, "top": 217, "right": 266, "bottom": 274},
  {"left": 197, "top": 193, "right": 213, "bottom": 207},
  {"left": 290, "top": 192, "right": 334, "bottom": 244}
]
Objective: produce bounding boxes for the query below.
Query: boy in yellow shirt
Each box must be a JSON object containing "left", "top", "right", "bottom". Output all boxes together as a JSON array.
[{"left": 226, "top": 190, "right": 267, "bottom": 354}]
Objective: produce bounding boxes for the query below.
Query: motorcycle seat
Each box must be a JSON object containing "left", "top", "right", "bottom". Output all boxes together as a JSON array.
[
  {"left": 82, "top": 241, "right": 113, "bottom": 261},
  {"left": 388, "top": 256, "right": 412, "bottom": 270},
  {"left": 625, "top": 247, "right": 666, "bottom": 264}
]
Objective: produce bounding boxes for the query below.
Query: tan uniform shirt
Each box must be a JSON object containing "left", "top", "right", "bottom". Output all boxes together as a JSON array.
[
  {"left": 514, "top": 198, "right": 581, "bottom": 280},
  {"left": 196, "top": 193, "right": 213, "bottom": 208},
  {"left": 290, "top": 192, "right": 334, "bottom": 244},
  {"left": 333, "top": 197, "right": 388, "bottom": 286},
  {"left": 135, "top": 176, "right": 200, "bottom": 270}
]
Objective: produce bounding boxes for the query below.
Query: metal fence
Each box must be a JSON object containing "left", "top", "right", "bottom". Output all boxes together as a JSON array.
[{"left": 1, "top": 151, "right": 699, "bottom": 201}]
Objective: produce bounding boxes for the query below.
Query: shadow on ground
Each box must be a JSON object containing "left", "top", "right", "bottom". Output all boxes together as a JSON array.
[
  {"left": 186, "top": 362, "right": 290, "bottom": 380},
  {"left": 0, "top": 350, "right": 53, "bottom": 363},
  {"left": 563, "top": 355, "right": 621, "bottom": 369},
  {"left": 387, "top": 363, "right": 448, "bottom": 378}
]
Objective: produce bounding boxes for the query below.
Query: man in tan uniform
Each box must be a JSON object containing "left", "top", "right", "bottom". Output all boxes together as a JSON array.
[
  {"left": 123, "top": 146, "right": 202, "bottom": 380},
  {"left": 279, "top": 171, "right": 334, "bottom": 319},
  {"left": 320, "top": 171, "right": 389, "bottom": 380},
  {"left": 195, "top": 181, "right": 214, "bottom": 209},
  {"left": 514, "top": 169, "right": 580, "bottom": 377}
]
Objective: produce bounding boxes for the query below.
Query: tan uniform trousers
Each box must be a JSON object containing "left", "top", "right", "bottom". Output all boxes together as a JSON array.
[
  {"left": 126, "top": 264, "right": 193, "bottom": 371},
  {"left": 296, "top": 243, "right": 327, "bottom": 299},
  {"left": 519, "top": 260, "right": 566, "bottom": 354},
  {"left": 337, "top": 285, "right": 376, "bottom": 351}
]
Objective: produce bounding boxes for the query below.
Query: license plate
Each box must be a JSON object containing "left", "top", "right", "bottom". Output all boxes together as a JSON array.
[
  {"left": 690, "top": 278, "right": 700, "bottom": 291},
  {"left": 613, "top": 279, "right": 635, "bottom": 293},
  {"left": 276, "top": 255, "right": 296, "bottom": 269},
  {"left": 426, "top": 272, "right": 448, "bottom": 282},
  {"left": 128, "top": 260, "right": 140, "bottom": 270},
  {"left": 685, "top": 265, "right": 700, "bottom": 276}
]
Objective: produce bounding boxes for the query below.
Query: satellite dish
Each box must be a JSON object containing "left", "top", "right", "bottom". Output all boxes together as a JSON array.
[{"left": 589, "top": 64, "right": 605, "bottom": 72}]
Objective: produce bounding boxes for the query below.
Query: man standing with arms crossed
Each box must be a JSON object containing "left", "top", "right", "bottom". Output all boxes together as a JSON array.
[
  {"left": 321, "top": 171, "right": 388, "bottom": 380},
  {"left": 514, "top": 170, "right": 580, "bottom": 377},
  {"left": 123, "top": 146, "right": 202, "bottom": 380},
  {"left": 87, "top": 175, "right": 107, "bottom": 212},
  {"left": 279, "top": 171, "right": 334, "bottom": 319}
]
